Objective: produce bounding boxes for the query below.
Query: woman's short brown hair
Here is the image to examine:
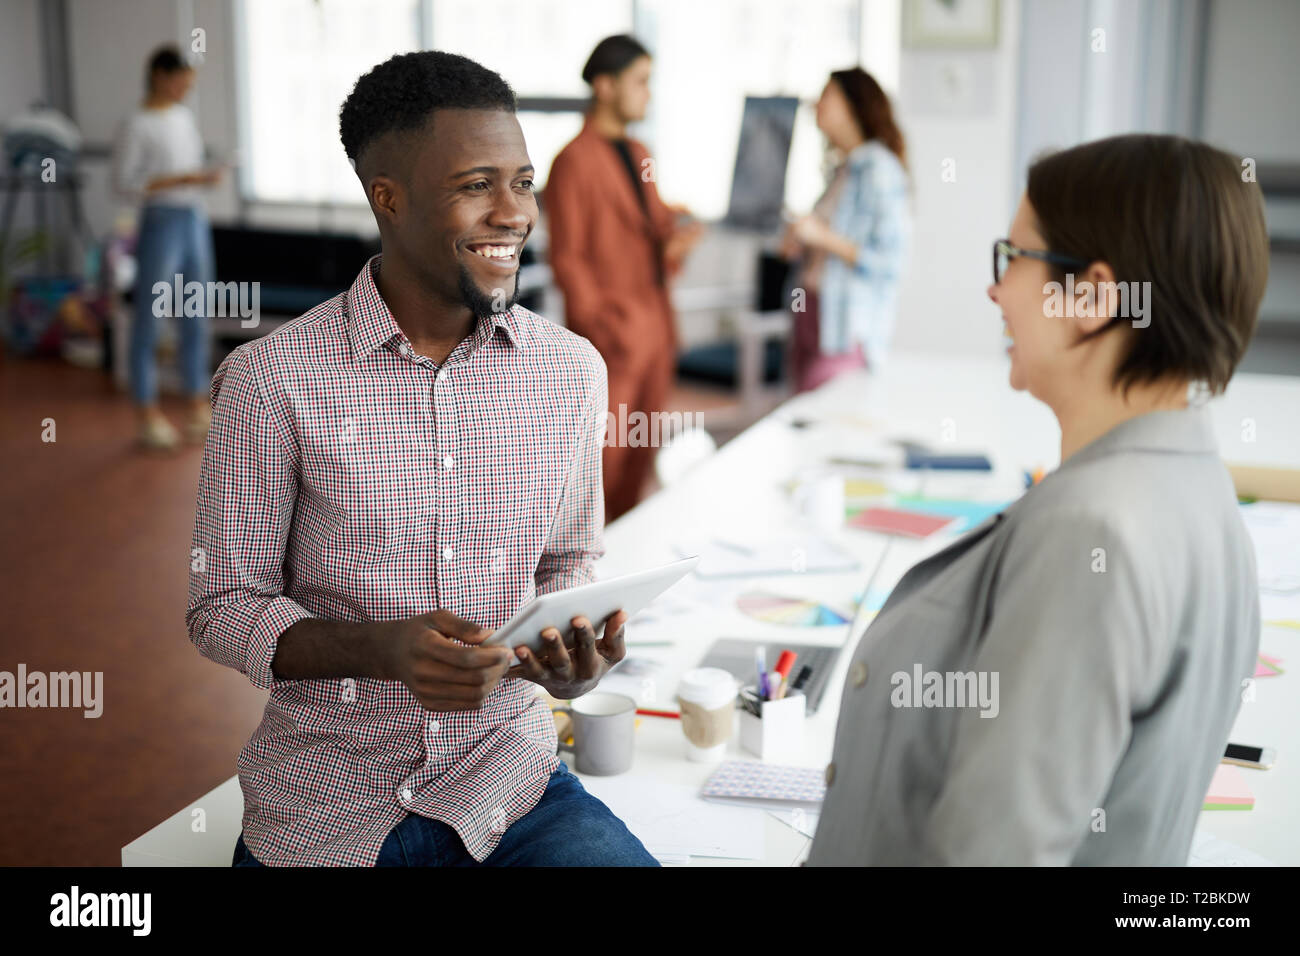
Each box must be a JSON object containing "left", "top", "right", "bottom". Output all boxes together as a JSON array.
[{"left": 1026, "top": 134, "right": 1269, "bottom": 395}]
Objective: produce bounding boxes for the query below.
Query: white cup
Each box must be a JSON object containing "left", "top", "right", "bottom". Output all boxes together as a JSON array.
[
  {"left": 794, "top": 474, "right": 845, "bottom": 533},
  {"left": 676, "top": 667, "right": 737, "bottom": 762}
]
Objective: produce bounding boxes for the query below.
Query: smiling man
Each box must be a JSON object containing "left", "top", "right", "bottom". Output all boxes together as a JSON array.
[{"left": 186, "top": 51, "right": 657, "bottom": 866}]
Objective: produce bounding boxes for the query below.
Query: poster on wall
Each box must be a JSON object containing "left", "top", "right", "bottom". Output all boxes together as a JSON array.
[{"left": 903, "top": 0, "right": 1000, "bottom": 49}]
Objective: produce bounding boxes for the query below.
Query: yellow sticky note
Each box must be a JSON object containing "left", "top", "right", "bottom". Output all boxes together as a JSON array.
[{"left": 845, "top": 478, "right": 889, "bottom": 499}]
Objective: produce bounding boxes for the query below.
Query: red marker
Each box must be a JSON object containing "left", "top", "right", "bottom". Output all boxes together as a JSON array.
[{"left": 774, "top": 650, "right": 798, "bottom": 680}]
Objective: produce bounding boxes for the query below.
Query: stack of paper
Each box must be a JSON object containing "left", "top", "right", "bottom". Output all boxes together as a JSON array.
[
  {"left": 1202, "top": 764, "right": 1255, "bottom": 810},
  {"left": 674, "top": 536, "right": 860, "bottom": 578},
  {"left": 1240, "top": 501, "right": 1300, "bottom": 623},
  {"left": 578, "top": 773, "right": 765, "bottom": 864},
  {"left": 1187, "top": 829, "right": 1276, "bottom": 866}
]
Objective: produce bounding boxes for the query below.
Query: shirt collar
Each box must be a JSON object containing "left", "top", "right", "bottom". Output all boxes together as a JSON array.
[
  {"left": 845, "top": 139, "right": 878, "bottom": 169},
  {"left": 346, "top": 254, "right": 522, "bottom": 362},
  {"left": 1060, "top": 404, "right": 1219, "bottom": 472}
]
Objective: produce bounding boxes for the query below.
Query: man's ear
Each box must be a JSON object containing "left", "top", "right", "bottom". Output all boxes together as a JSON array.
[
  {"left": 368, "top": 174, "right": 402, "bottom": 227},
  {"left": 1072, "top": 259, "right": 1119, "bottom": 335}
]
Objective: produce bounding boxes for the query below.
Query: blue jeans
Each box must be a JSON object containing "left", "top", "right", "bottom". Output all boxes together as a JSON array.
[
  {"left": 231, "top": 762, "right": 660, "bottom": 866},
  {"left": 130, "top": 203, "right": 214, "bottom": 404}
]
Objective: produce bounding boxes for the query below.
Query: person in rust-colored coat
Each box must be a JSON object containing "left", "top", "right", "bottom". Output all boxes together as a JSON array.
[{"left": 545, "top": 35, "right": 702, "bottom": 522}]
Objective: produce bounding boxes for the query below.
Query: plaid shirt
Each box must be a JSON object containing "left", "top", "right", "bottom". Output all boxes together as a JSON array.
[{"left": 187, "top": 255, "right": 608, "bottom": 866}]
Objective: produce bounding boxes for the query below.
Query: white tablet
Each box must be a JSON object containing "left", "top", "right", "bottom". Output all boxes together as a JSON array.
[{"left": 483, "top": 555, "right": 700, "bottom": 656}]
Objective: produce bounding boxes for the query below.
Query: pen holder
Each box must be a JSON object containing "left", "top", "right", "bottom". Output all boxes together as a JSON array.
[{"left": 738, "top": 685, "right": 806, "bottom": 763}]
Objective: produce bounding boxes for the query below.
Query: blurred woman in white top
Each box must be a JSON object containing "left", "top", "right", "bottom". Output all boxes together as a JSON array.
[{"left": 112, "top": 46, "right": 223, "bottom": 451}]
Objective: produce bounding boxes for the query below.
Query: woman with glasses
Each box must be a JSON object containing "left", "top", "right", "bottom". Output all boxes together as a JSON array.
[
  {"left": 781, "top": 68, "right": 910, "bottom": 391},
  {"left": 807, "top": 134, "right": 1269, "bottom": 865}
]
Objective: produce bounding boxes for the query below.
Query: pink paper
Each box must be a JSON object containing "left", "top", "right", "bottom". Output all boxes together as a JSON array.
[
  {"left": 1203, "top": 764, "right": 1255, "bottom": 809},
  {"left": 1254, "top": 654, "right": 1283, "bottom": 677}
]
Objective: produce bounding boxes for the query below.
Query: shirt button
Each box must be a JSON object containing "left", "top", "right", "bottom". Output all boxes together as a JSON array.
[
  {"left": 824, "top": 762, "right": 835, "bottom": 787},
  {"left": 400, "top": 787, "right": 413, "bottom": 801},
  {"left": 400, "top": 343, "right": 411, "bottom": 356},
  {"left": 428, "top": 719, "right": 441, "bottom": 734},
  {"left": 851, "top": 661, "right": 869, "bottom": 688},
  {"left": 442, "top": 546, "right": 454, "bottom": 561},
  {"left": 442, "top": 454, "right": 454, "bottom": 470},
  {"left": 436, "top": 368, "right": 448, "bottom": 382}
]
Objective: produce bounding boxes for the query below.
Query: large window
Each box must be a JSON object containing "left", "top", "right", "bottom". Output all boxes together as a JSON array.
[
  {"left": 238, "top": 0, "right": 422, "bottom": 205},
  {"left": 238, "top": 0, "right": 878, "bottom": 215},
  {"left": 636, "top": 0, "right": 860, "bottom": 219}
]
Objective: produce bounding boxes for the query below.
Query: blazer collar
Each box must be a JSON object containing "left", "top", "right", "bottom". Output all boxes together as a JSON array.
[
  {"left": 1059, "top": 405, "right": 1219, "bottom": 472},
  {"left": 346, "top": 254, "right": 522, "bottom": 362}
]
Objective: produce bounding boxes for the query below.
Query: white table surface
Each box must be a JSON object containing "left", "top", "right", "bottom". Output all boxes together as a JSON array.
[{"left": 566, "top": 351, "right": 1300, "bottom": 866}]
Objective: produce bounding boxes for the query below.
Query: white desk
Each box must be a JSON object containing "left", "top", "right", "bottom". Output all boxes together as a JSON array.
[{"left": 575, "top": 351, "right": 1300, "bottom": 865}]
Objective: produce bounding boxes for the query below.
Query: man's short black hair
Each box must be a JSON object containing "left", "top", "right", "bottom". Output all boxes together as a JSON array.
[
  {"left": 339, "top": 51, "right": 517, "bottom": 168},
  {"left": 581, "top": 35, "right": 651, "bottom": 85}
]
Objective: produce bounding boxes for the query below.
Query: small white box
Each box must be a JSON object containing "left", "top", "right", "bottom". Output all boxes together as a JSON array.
[{"left": 738, "top": 685, "right": 806, "bottom": 763}]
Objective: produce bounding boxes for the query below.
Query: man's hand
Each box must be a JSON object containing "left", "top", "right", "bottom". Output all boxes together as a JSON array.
[
  {"left": 382, "top": 609, "right": 513, "bottom": 712},
  {"left": 507, "top": 610, "right": 628, "bottom": 700},
  {"left": 664, "top": 220, "right": 705, "bottom": 276}
]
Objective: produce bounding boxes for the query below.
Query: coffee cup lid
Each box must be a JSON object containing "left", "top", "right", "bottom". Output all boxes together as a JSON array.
[{"left": 677, "top": 667, "right": 737, "bottom": 709}]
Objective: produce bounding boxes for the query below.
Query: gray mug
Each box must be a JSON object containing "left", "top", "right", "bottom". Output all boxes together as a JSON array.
[{"left": 551, "top": 692, "right": 637, "bottom": 775}]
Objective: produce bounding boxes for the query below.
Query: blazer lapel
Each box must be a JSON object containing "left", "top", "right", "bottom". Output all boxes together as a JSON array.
[{"left": 580, "top": 123, "right": 653, "bottom": 237}]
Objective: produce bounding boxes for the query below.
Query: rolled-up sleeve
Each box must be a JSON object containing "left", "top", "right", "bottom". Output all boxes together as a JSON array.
[
  {"left": 920, "top": 510, "right": 1155, "bottom": 865},
  {"left": 846, "top": 153, "right": 910, "bottom": 281},
  {"left": 186, "top": 346, "right": 313, "bottom": 689},
  {"left": 534, "top": 350, "right": 608, "bottom": 595}
]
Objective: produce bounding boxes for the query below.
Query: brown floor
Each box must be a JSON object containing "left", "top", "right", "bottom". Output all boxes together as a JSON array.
[{"left": 0, "top": 351, "right": 742, "bottom": 866}]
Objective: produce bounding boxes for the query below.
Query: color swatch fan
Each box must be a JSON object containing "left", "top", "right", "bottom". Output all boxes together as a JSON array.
[{"left": 737, "top": 591, "right": 853, "bottom": 626}]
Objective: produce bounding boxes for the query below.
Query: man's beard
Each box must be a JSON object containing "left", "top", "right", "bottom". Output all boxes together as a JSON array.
[{"left": 457, "top": 262, "right": 521, "bottom": 318}]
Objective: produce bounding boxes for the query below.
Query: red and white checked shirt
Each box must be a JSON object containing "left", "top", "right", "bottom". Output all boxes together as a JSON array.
[{"left": 186, "top": 255, "right": 608, "bottom": 866}]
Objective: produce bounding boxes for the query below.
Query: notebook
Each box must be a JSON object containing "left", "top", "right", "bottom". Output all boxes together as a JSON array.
[
  {"left": 700, "top": 760, "right": 826, "bottom": 809},
  {"left": 848, "top": 506, "right": 957, "bottom": 538}
]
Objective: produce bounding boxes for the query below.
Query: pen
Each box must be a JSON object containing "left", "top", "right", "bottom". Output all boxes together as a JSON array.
[
  {"left": 636, "top": 708, "right": 680, "bottom": 719},
  {"left": 790, "top": 665, "right": 812, "bottom": 693},
  {"left": 756, "top": 646, "right": 768, "bottom": 700},
  {"left": 772, "top": 675, "right": 789, "bottom": 701},
  {"left": 771, "top": 650, "right": 797, "bottom": 700}
]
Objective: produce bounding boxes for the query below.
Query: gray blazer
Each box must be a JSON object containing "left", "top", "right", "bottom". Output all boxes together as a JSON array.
[{"left": 807, "top": 406, "right": 1260, "bottom": 865}]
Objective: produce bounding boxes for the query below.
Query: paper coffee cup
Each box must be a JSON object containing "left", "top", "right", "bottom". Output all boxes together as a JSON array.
[{"left": 676, "top": 667, "right": 737, "bottom": 762}]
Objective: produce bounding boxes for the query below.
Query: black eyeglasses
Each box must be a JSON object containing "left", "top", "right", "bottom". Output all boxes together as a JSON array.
[{"left": 993, "top": 238, "right": 1091, "bottom": 285}]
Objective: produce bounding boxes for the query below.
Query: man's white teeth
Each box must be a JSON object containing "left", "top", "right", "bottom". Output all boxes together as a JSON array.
[{"left": 471, "top": 246, "right": 516, "bottom": 259}]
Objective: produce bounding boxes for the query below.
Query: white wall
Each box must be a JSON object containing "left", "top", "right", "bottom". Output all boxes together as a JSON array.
[
  {"left": 1201, "top": 0, "right": 1300, "bottom": 161},
  {"left": 67, "top": 0, "right": 244, "bottom": 236},
  {"left": 0, "top": 0, "right": 47, "bottom": 251},
  {"left": 889, "top": 0, "right": 1021, "bottom": 358},
  {"left": 0, "top": 0, "right": 44, "bottom": 124}
]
